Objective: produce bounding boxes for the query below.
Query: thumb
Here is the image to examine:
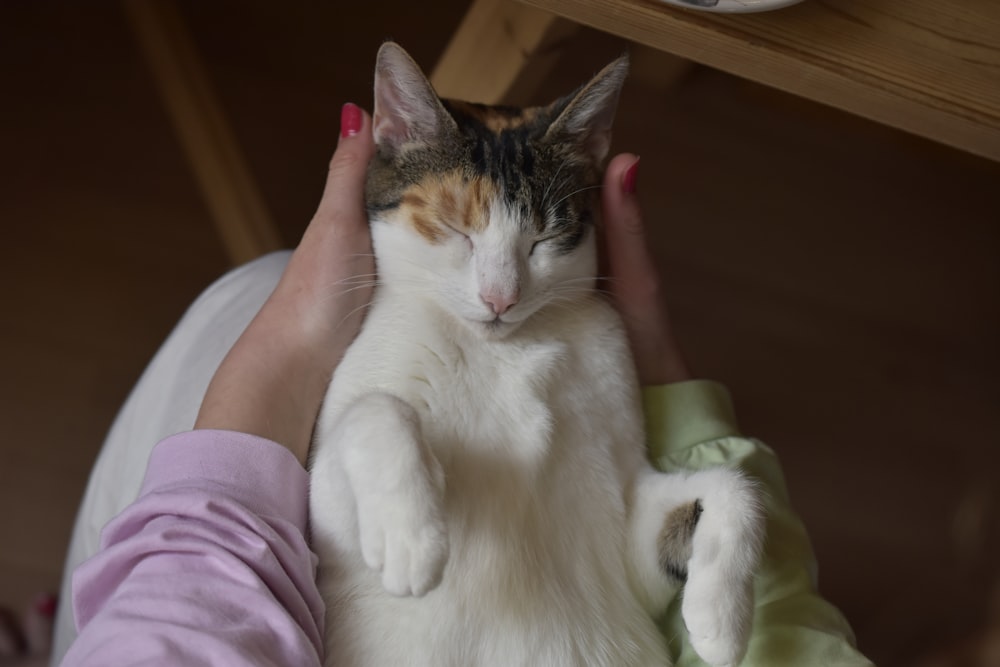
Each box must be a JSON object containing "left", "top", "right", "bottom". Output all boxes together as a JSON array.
[
  {"left": 601, "top": 154, "right": 691, "bottom": 385},
  {"left": 601, "top": 153, "right": 660, "bottom": 310},
  {"left": 286, "top": 102, "right": 376, "bottom": 327},
  {"left": 312, "top": 103, "right": 376, "bottom": 229}
]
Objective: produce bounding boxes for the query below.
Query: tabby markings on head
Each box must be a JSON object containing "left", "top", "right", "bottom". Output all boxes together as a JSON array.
[
  {"left": 397, "top": 172, "right": 498, "bottom": 243},
  {"left": 368, "top": 43, "right": 627, "bottom": 257},
  {"left": 447, "top": 98, "right": 600, "bottom": 256},
  {"left": 371, "top": 99, "right": 599, "bottom": 255}
]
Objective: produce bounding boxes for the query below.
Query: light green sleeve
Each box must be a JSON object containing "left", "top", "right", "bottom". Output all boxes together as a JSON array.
[{"left": 643, "top": 380, "right": 875, "bottom": 667}]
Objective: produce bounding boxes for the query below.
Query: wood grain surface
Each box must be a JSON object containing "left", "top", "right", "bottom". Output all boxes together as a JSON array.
[{"left": 519, "top": 0, "right": 1000, "bottom": 161}]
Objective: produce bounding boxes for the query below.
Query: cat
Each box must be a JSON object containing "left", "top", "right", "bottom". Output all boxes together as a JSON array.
[{"left": 309, "top": 41, "right": 764, "bottom": 667}]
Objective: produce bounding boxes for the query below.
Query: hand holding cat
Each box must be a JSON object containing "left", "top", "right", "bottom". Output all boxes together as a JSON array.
[
  {"left": 193, "top": 101, "right": 689, "bottom": 465},
  {"left": 601, "top": 153, "right": 691, "bottom": 386},
  {"left": 194, "top": 103, "right": 376, "bottom": 464}
]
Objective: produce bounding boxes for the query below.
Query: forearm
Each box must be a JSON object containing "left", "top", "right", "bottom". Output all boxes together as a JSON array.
[
  {"left": 644, "top": 380, "right": 874, "bottom": 666},
  {"left": 193, "top": 284, "right": 333, "bottom": 464},
  {"left": 194, "top": 105, "right": 374, "bottom": 464},
  {"left": 64, "top": 431, "right": 325, "bottom": 666},
  {"left": 194, "top": 227, "right": 371, "bottom": 464}
]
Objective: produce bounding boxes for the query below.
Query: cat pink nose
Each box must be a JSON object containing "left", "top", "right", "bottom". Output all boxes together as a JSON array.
[{"left": 481, "top": 290, "right": 518, "bottom": 316}]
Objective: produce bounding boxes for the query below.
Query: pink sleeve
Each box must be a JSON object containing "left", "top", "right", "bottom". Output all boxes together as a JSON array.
[{"left": 61, "top": 430, "right": 326, "bottom": 666}]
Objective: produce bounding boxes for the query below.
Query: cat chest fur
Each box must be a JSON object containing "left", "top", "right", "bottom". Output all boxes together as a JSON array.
[
  {"left": 323, "top": 292, "right": 641, "bottom": 515},
  {"left": 311, "top": 296, "right": 666, "bottom": 665},
  {"left": 309, "top": 42, "right": 764, "bottom": 667}
]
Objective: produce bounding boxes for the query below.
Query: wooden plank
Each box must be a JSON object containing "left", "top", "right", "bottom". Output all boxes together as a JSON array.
[
  {"left": 123, "top": 0, "right": 282, "bottom": 265},
  {"left": 431, "top": 0, "right": 579, "bottom": 104},
  {"left": 518, "top": 0, "right": 1000, "bottom": 162}
]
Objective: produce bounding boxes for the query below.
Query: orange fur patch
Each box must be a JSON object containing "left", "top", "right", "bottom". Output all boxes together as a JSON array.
[
  {"left": 444, "top": 100, "right": 542, "bottom": 132},
  {"left": 398, "top": 171, "right": 499, "bottom": 243}
]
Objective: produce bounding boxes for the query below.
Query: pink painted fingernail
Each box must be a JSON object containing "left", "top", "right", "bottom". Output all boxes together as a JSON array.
[
  {"left": 34, "top": 594, "right": 56, "bottom": 618},
  {"left": 340, "top": 103, "right": 362, "bottom": 138},
  {"left": 622, "top": 157, "right": 640, "bottom": 194}
]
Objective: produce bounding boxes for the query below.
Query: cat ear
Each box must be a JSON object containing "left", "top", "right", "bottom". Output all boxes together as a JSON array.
[
  {"left": 373, "top": 42, "right": 455, "bottom": 154},
  {"left": 544, "top": 55, "right": 629, "bottom": 164}
]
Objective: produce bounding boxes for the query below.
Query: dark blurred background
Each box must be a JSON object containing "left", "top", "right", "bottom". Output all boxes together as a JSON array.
[{"left": 1, "top": 2, "right": 998, "bottom": 666}]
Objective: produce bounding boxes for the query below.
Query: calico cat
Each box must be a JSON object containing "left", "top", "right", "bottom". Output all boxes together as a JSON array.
[{"left": 309, "top": 42, "right": 764, "bottom": 667}]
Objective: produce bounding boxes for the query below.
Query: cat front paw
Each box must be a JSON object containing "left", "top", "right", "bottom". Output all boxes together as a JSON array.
[
  {"left": 674, "top": 469, "right": 763, "bottom": 666},
  {"left": 360, "top": 503, "right": 448, "bottom": 597},
  {"left": 356, "top": 460, "right": 449, "bottom": 597},
  {"left": 681, "top": 575, "right": 753, "bottom": 667}
]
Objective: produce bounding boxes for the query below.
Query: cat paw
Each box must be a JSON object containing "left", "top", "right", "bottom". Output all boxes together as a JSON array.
[
  {"left": 356, "top": 465, "right": 449, "bottom": 597},
  {"left": 361, "top": 508, "right": 448, "bottom": 597},
  {"left": 681, "top": 576, "right": 753, "bottom": 667}
]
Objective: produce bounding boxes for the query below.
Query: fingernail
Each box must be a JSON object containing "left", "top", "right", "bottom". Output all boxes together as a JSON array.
[
  {"left": 34, "top": 594, "right": 56, "bottom": 618},
  {"left": 340, "top": 103, "right": 362, "bottom": 138},
  {"left": 622, "top": 157, "right": 640, "bottom": 194}
]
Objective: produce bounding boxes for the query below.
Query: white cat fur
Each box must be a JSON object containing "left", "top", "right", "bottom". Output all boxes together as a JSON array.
[{"left": 310, "top": 187, "right": 764, "bottom": 666}]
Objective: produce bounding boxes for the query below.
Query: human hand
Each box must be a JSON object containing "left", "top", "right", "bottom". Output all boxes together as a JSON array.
[
  {"left": 194, "top": 103, "right": 376, "bottom": 463},
  {"left": 601, "top": 153, "right": 691, "bottom": 386},
  {"left": 273, "top": 102, "right": 376, "bottom": 356}
]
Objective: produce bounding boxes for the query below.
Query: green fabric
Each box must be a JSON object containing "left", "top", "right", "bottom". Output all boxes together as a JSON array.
[{"left": 643, "top": 380, "right": 875, "bottom": 667}]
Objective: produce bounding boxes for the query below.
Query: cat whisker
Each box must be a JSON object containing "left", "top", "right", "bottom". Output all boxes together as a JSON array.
[
  {"left": 311, "top": 273, "right": 380, "bottom": 296},
  {"left": 322, "top": 273, "right": 380, "bottom": 288},
  {"left": 330, "top": 298, "right": 377, "bottom": 333},
  {"left": 314, "top": 272, "right": 380, "bottom": 287},
  {"left": 535, "top": 294, "right": 593, "bottom": 318},
  {"left": 553, "top": 276, "right": 601, "bottom": 287},
  {"left": 317, "top": 276, "right": 445, "bottom": 305},
  {"left": 545, "top": 217, "right": 576, "bottom": 226},
  {"left": 319, "top": 282, "right": 382, "bottom": 301},
  {"left": 540, "top": 160, "right": 569, "bottom": 209},
  {"left": 545, "top": 291, "right": 594, "bottom": 304},
  {"left": 382, "top": 255, "right": 453, "bottom": 282},
  {"left": 548, "top": 184, "right": 602, "bottom": 209}
]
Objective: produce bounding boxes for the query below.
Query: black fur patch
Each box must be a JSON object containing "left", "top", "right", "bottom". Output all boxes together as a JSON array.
[
  {"left": 658, "top": 500, "right": 704, "bottom": 582},
  {"left": 367, "top": 96, "right": 601, "bottom": 256}
]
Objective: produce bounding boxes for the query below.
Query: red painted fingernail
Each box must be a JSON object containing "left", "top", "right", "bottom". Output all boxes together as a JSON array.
[
  {"left": 622, "top": 157, "right": 640, "bottom": 194},
  {"left": 340, "top": 103, "right": 362, "bottom": 138},
  {"left": 34, "top": 594, "right": 56, "bottom": 618}
]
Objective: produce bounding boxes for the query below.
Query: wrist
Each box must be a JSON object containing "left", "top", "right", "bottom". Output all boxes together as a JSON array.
[
  {"left": 194, "top": 294, "right": 334, "bottom": 465},
  {"left": 275, "top": 231, "right": 373, "bottom": 354},
  {"left": 641, "top": 358, "right": 691, "bottom": 386},
  {"left": 629, "top": 317, "right": 691, "bottom": 386}
]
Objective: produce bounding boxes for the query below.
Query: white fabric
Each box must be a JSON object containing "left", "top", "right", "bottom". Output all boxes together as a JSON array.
[{"left": 51, "top": 251, "right": 292, "bottom": 665}]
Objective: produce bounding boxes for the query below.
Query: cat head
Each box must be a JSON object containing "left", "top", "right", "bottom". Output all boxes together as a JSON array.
[{"left": 367, "top": 42, "right": 627, "bottom": 339}]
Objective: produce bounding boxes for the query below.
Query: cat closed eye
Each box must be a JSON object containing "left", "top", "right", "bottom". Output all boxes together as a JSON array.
[
  {"left": 529, "top": 239, "right": 551, "bottom": 255},
  {"left": 446, "top": 225, "right": 473, "bottom": 247}
]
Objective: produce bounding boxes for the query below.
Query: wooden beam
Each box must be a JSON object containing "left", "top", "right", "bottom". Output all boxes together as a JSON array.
[
  {"left": 518, "top": 0, "right": 1000, "bottom": 163},
  {"left": 431, "top": 0, "right": 579, "bottom": 104},
  {"left": 123, "top": 0, "right": 282, "bottom": 265}
]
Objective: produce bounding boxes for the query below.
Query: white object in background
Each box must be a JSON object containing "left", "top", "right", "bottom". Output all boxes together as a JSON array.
[{"left": 659, "top": 0, "right": 803, "bottom": 13}]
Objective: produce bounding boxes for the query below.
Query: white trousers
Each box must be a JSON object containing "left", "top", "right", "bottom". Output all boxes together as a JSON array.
[{"left": 51, "top": 252, "right": 292, "bottom": 665}]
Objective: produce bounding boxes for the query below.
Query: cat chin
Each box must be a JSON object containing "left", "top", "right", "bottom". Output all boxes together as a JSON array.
[{"left": 463, "top": 316, "right": 524, "bottom": 340}]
